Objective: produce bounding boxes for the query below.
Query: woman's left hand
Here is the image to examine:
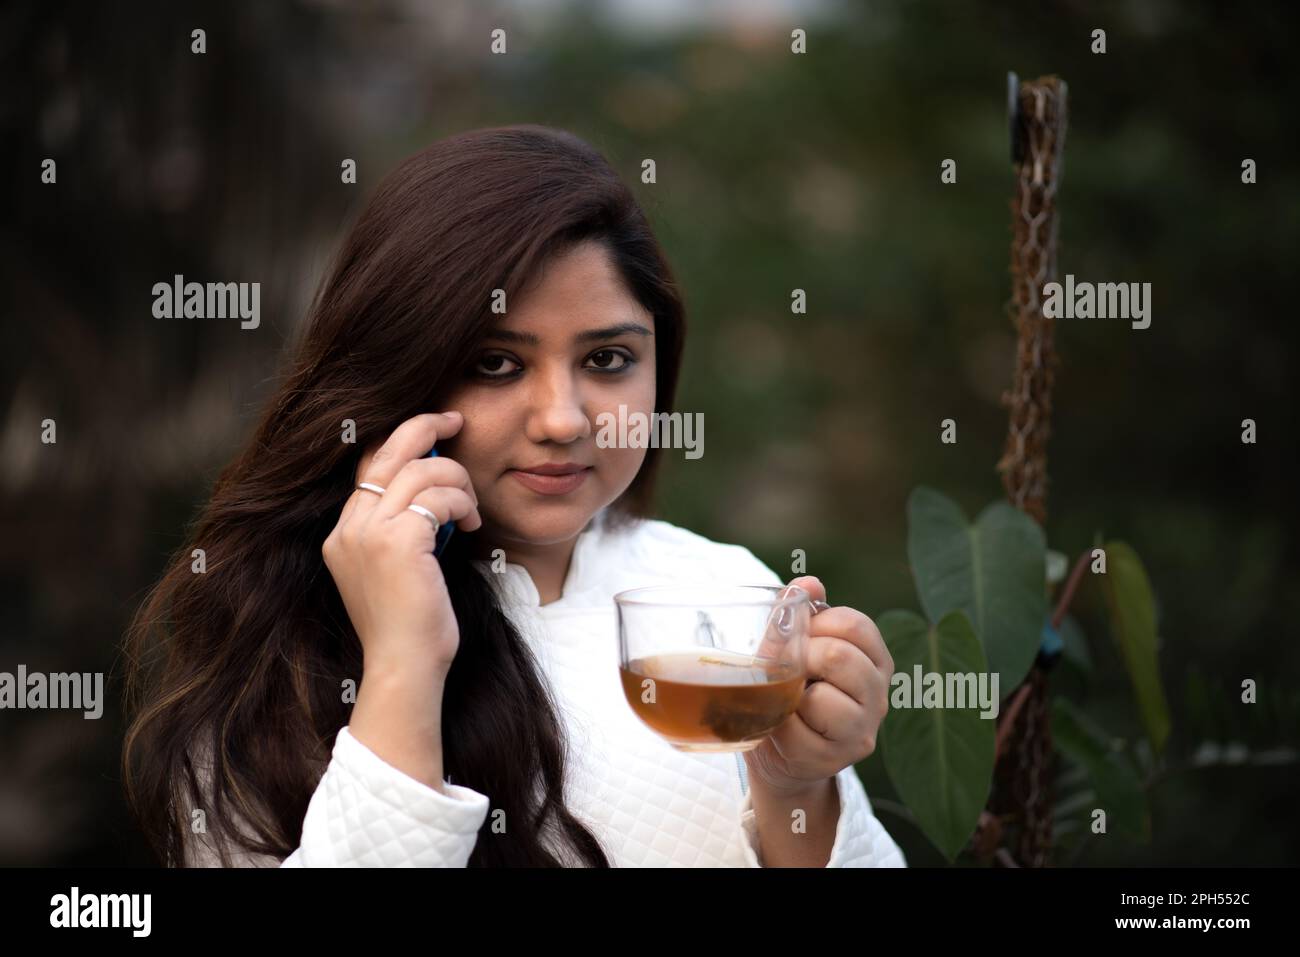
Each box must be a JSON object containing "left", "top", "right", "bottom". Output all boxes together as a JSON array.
[{"left": 743, "top": 576, "right": 895, "bottom": 798}]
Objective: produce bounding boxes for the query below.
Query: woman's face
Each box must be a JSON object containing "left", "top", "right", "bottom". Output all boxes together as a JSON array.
[{"left": 439, "top": 240, "right": 657, "bottom": 549}]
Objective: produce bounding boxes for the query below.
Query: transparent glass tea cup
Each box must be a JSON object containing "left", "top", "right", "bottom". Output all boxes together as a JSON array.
[{"left": 613, "top": 584, "right": 830, "bottom": 753}]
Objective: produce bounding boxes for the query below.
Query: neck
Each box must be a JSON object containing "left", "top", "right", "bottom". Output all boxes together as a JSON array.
[{"left": 468, "top": 524, "right": 586, "bottom": 606}]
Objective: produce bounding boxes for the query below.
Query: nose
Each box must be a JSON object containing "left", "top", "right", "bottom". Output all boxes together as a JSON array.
[{"left": 523, "top": 362, "right": 592, "bottom": 445}]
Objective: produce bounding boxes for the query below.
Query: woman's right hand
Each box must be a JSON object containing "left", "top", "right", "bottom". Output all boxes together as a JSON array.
[{"left": 322, "top": 411, "right": 483, "bottom": 679}]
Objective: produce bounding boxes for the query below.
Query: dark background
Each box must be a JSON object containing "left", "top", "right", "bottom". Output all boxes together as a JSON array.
[{"left": 2, "top": 0, "right": 1297, "bottom": 866}]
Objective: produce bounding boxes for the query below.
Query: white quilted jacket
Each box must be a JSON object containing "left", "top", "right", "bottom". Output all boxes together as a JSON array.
[{"left": 188, "top": 508, "right": 906, "bottom": 868}]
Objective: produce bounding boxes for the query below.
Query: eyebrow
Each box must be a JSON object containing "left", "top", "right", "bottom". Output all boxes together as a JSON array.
[{"left": 481, "top": 322, "right": 654, "bottom": 347}]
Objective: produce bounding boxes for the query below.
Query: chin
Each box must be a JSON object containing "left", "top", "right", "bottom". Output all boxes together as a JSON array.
[{"left": 492, "top": 499, "right": 602, "bottom": 545}]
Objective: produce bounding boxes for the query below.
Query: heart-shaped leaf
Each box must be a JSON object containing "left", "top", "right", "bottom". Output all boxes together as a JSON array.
[
  {"left": 907, "top": 487, "right": 1047, "bottom": 691},
  {"left": 878, "top": 608, "right": 996, "bottom": 861}
]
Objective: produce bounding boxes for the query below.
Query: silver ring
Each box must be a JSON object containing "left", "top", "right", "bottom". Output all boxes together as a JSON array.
[
  {"left": 357, "top": 482, "right": 386, "bottom": 496},
  {"left": 406, "top": 503, "right": 440, "bottom": 533}
]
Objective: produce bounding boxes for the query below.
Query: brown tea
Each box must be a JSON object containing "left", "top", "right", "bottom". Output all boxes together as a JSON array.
[{"left": 619, "top": 649, "right": 804, "bottom": 751}]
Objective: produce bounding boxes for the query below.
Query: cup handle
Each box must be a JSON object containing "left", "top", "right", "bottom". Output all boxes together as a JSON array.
[
  {"left": 778, "top": 582, "right": 830, "bottom": 618},
  {"left": 770, "top": 596, "right": 831, "bottom": 641}
]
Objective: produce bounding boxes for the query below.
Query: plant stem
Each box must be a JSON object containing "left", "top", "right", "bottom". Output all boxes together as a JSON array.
[
  {"left": 1052, "top": 549, "right": 1093, "bottom": 629},
  {"left": 995, "top": 683, "right": 1035, "bottom": 761},
  {"left": 992, "top": 548, "right": 1088, "bottom": 764},
  {"left": 994, "top": 847, "right": 1021, "bottom": 868}
]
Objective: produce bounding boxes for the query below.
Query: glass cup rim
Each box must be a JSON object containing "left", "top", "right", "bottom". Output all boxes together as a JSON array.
[{"left": 612, "top": 583, "right": 809, "bottom": 608}]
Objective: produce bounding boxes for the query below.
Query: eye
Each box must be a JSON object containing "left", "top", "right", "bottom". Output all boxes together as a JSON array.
[
  {"left": 471, "top": 353, "right": 522, "bottom": 379},
  {"left": 469, "top": 348, "right": 637, "bottom": 381},
  {"left": 586, "top": 349, "right": 635, "bottom": 373}
]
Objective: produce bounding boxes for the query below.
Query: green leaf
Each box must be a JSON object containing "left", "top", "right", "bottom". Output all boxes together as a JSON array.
[
  {"left": 878, "top": 608, "right": 996, "bottom": 862},
  {"left": 1096, "top": 541, "right": 1171, "bottom": 757},
  {"left": 1050, "top": 697, "right": 1150, "bottom": 842},
  {"left": 906, "top": 487, "right": 1047, "bottom": 690}
]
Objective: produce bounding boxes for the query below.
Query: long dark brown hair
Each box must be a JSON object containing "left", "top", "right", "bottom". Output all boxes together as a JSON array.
[{"left": 121, "top": 125, "right": 686, "bottom": 867}]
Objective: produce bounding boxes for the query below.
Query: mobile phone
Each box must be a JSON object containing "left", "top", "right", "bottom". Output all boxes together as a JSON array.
[{"left": 424, "top": 444, "right": 456, "bottom": 557}]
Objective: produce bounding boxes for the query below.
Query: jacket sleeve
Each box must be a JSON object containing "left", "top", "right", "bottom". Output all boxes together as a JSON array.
[
  {"left": 184, "top": 725, "right": 491, "bottom": 868},
  {"left": 737, "top": 764, "right": 907, "bottom": 867}
]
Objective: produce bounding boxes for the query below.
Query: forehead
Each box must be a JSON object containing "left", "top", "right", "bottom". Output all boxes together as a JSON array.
[{"left": 486, "top": 241, "right": 653, "bottom": 343}]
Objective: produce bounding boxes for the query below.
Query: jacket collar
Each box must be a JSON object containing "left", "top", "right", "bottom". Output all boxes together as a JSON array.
[{"left": 470, "top": 506, "right": 615, "bottom": 610}]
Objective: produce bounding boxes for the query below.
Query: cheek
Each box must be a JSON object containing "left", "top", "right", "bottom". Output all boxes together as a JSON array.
[
  {"left": 595, "top": 366, "right": 656, "bottom": 468},
  {"left": 618, "top": 362, "right": 657, "bottom": 414},
  {"left": 435, "top": 396, "right": 502, "bottom": 482},
  {"left": 600, "top": 442, "right": 649, "bottom": 480}
]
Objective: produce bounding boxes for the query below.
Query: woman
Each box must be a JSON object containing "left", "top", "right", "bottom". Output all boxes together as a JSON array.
[{"left": 121, "top": 124, "right": 905, "bottom": 868}]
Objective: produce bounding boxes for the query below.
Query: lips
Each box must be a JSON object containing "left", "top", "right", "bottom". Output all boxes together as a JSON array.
[
  {"left": 509, "top": 466, "right": 591, "bottom": 495},
  {"left": 516, "top": 462, "right": 589, "bottom": 475}
]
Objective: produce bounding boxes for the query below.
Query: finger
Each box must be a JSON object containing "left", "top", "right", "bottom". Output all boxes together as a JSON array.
[
  {"left": 340, "top": 480, "right": 375, "bottom": 527},
  {"left": 787, "top": 575, "right": 827, "bottom": 606},
  {"left": 416, "top": 489, "right": 483, "bottom": 531},
  {"left": 340, "top": 443, "right": 388, "bottom": 526},
  {"left": 808, "top": 607, "right": 892, "bottom": 675},
  {"left": 358, "top": 411, "right": 464, "bottom": 490},
  {"left": 409, "top": 484, "right": 482, "bottom": 531},
  {"left": 349, "top": 412, "right": 464, "bottom": 521},
  {"left": 343, "top": 433, "right": 465, "bottom": 524},
  {"left": 794, "top": 678, "right": 862, "bottom": 742},
  {"left": 402, "top": 486, "right": 482, "bottom": 534},
  {"left": 372, "top": 456, "right": 476, "bottom": 520},
  {"left": 805, "top": 635, "right": 874, "bottom": 706},
  {"left": 767, "top": 705, "right": 839, "bottom": 768}
]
